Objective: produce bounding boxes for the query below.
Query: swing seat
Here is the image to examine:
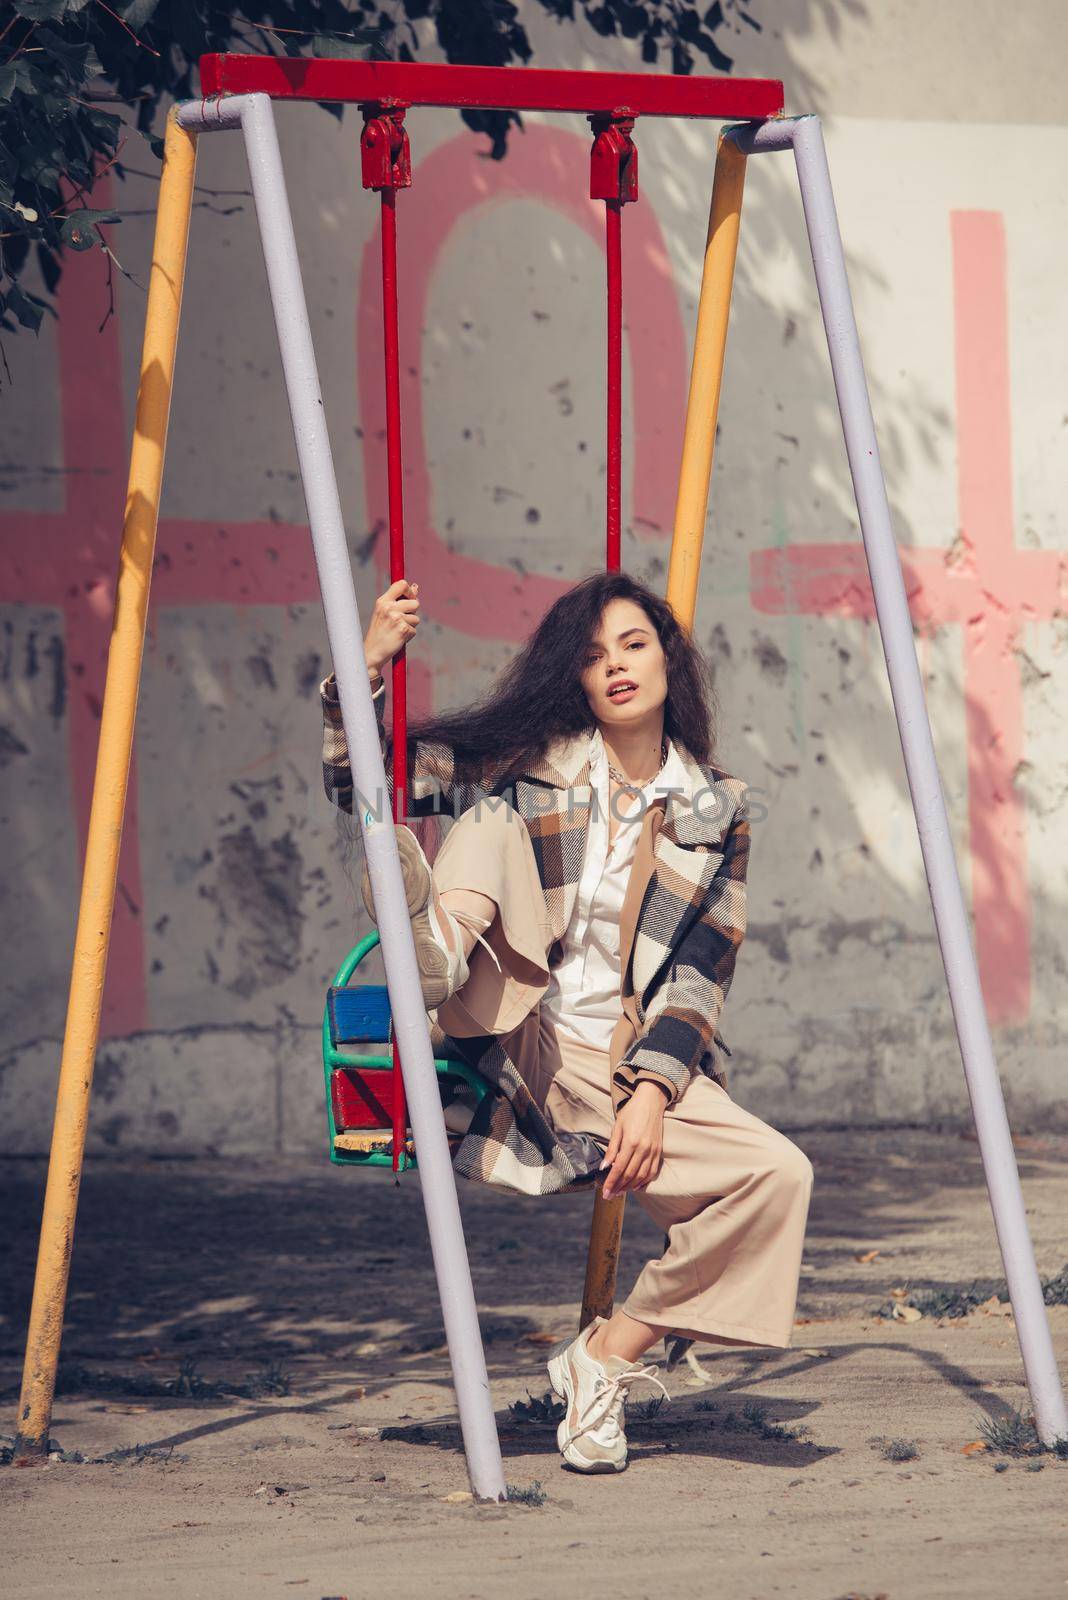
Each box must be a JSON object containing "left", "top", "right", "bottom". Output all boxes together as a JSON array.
[{"left": 323, "top": 930, "right": 492, "bottom": 1171}]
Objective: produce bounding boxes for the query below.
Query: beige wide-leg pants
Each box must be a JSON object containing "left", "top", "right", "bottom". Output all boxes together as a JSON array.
[{"left": 426, "top": 801, "right": 814, "bottom": 1349}]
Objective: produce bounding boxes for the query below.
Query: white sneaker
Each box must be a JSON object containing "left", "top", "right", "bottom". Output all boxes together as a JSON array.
[
  {"left": 361, "top": 824, "right": 500, "bottom": 1009},
  {"left": 547, "top": 1316, "right": 669, "bottom": 1473}
]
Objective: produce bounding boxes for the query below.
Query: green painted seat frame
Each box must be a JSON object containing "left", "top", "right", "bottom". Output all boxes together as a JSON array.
[{"left": 323, "top": 930, "right": 491, "bottom": 1171}]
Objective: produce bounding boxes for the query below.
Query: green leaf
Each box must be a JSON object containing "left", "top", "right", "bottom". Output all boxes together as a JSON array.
[
  {"left": 311, "top": 34, "right": 363, "bottom": 59},
  {"left": 1, "top": 58, "right": 38, "bottom": 99},
  {"left": 24, "top": 157, "right": 62, "bottom": 189},
  {"left": 37, "top": 240, "right": 62, "bottom": 295},
  {"left": 36, "top": 26, "right": 102, "bottom": 79},
  {"left": 60, "top": 208, "right": 118, "bottom": 250},
  {"left": 9, "top": 58, "right": 42, "bottom": 96},
  {"left": 5, "top": 282, "right": 45, "bottom": 333},
  {"left": 60, "top": 216, "right": 99, "bottom": 251},
  {"left": 311, "top": 30, "right": 388, "bottom": 59},
  {"left": 13, "top": 0, "right": 80, "bottom": 20},
  {"left": 122, "top": 0, "right": 160, "bottom": 30},
  {"left": 85, "top": 106, "right": 122, "bottom": 141}
]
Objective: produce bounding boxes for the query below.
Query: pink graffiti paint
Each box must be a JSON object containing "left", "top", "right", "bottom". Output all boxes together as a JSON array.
[
  {"left": 4, "top": 135, "right": 688, "bottom": 1038},
  {"left": 750, "top": 211, "right": 1067, "bottom": 1025},
  {"left": 0, "top": 176, "right": 319, "bottom": 1037},
  {"left": 1, "top": 221, "right": 148, "bottom": 1039},
  {"left": 357, "top": 124, "right": 687, "bottom": 633}
]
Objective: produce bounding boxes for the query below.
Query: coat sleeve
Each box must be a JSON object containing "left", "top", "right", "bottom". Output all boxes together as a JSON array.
[
  {"left": 320, "top": 669, "right": 495, "bottom": 820},
  {"left": 611, "top": 804, "right": 750, "bottom": 1109}
]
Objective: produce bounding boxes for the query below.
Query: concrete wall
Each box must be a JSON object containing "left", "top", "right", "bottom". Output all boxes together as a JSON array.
[{"left": 3, "top": 2, "right": 1067, "bottom": 1153}]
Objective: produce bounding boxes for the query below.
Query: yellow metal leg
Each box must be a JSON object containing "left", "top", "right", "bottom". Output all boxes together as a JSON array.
[
  {"left": 667, "top": 133, "right": 747, "bottom": 625},
  {"left": 579, "top": 135, "right": 747, "bottom": 1335},
  {"left": 579, "top": 1189, "right": 627, "bottom": 1331},
  {"left": 13, "top": 110, "right": 198, "bottom": 1460}
]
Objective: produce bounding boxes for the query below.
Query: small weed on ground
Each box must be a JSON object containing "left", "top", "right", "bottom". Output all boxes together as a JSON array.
[
  {"left": 874, "top": 1281, "right": 1002, "bottom": 1319},
  {"left": 880, "top": 1438, "right": 920, "bottom": 1462},
  {"left": 874, "top": 1261, "right": 1068, "bottom": 1321},
  {"left": 978, "top": 1407, "right": 1068, "bottom": 1460},
  {"left": 507, "top": 1391, "right": 565, "bottom": 1425},
  {"left": 1039, "top": 1264, "right": 1068, "bottom": 1306},
  {"left": 172, "top": 1356, "right": 293, "bottom": 1400},
  {"left": 245, "top": 1357, "right": 293, "bottom": 1397},
  {"left": 713, "top": 1401, "right": 809, "bottom": 1443},
  {"left": 93, "top": 1442, "right": 186, "bottom": 1465},
  {"left": 741, "top": 1400, "right": 810, "bottom": 1442},
  {"left": 0, "top": 1434, "right": 186, "bottom": 1468},
  {"left": 980, "top": 1409, "right": 1035, "bottom": 1455},
  {"left": 506, "top": 1480, "right": 547, "bottom": 1506},
  {"left": 379, "top": 1423, "right": 438, "bottom": 1445},
  {"left": 630, "top": 1394, "right": 668, "bottom": 1421},
  {"left": 3, "top": 1355, "right": 296, "bottom": 1407}
]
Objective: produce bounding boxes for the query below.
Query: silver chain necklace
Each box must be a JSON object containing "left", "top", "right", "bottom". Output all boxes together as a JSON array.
[{"left": 606, "top": 735, "right": 668, "bottom": 789}]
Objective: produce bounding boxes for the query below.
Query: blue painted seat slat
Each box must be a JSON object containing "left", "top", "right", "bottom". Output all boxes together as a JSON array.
[
  {"left": 327, "top": 982, "right": 469, "bottom": 1063},
  {"left": 328, "top": 983, "right": 392, "bottom": 1045}
]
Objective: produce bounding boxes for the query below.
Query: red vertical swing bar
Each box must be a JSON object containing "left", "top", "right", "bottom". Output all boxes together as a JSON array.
[
  {"left": 604, "top": 199, "right": 623, "bottom": 571},
  {"left": 583, "top": 108, "right": 639, "bottom": 1320},
  {"left": 380, "top": 191, "right": 407, "bottom": 820},
  {"left": 362, "top": 101, "right": 413, "bottom": 1171},
  {"left": 590, "top": 110, "right": 638, "bottom": 572}
]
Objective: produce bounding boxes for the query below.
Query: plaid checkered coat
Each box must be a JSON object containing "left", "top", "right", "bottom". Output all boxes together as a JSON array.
[{"left": 320, "top": 671, "right": 751, "bottom": 1196}]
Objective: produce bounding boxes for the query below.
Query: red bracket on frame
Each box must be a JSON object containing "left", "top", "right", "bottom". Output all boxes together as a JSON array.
[
  {"left": 360, "top": 99, "right": 412, "bottom": 192},
  {"left": 589, "top": 108, "right": 638, "bottom": 204}
]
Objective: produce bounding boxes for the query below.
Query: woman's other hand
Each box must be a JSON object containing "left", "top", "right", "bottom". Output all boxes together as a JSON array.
[
  {"left": 600, "top": 1081, "right": 667, "bottom": 1199},
  {"left": 364, "top": 578, "right": 421, "bottom": 676}
]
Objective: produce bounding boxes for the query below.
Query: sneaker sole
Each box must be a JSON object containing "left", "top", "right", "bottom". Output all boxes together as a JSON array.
[
  {"left": 547, "top": 1351, "right": 627, "bottom": 1474},
  {"left": 361, "top": 825, "right": 452, "bottom": 1010}
]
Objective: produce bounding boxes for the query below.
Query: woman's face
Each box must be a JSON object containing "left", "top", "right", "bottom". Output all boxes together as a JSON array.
[{"left": 579, "top": 597, "right": 668, "bottom": 730}]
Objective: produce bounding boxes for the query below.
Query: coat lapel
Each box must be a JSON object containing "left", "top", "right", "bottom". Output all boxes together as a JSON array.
[
  {"left": 512, "top": 729, "right": 735, "bottom": 995},
  {"left": 609, "top": 797, "right": 663, "bottom": 1078},
  {"left": 635, "top": 744, "right": 733, "bottom": 1002},
  {"left": 618, "top": 796, "right": 663, "bottom": 993}
]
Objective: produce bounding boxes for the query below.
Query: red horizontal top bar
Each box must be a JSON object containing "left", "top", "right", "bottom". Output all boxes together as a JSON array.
[{"left": 198, "top": 56, "right": 784, "bottom": 120}]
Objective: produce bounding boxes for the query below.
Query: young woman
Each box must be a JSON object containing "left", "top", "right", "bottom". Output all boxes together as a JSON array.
[{"left": 320, "top": 569, "right": 813, "bottom": 1475}]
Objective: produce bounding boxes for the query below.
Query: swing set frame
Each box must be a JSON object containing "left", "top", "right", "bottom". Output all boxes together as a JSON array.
[{"left": 12, "top": 60, "right": 1067, "bottom": 1501}]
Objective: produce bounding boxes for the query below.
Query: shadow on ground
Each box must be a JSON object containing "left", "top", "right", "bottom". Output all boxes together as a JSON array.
[{"left": 2, "top": 1126, "right": 1065, "bottom": 1422}]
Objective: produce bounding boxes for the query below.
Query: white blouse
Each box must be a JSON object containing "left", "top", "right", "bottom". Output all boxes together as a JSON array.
[{"left": 541, "top": 726, "right": 690, "bottom": 1052}]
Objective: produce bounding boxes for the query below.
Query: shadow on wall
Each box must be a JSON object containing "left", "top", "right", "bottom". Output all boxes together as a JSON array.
[
  {"left": 2, "top": 0, "right": 1061, "bottom": 1141},
  {"left": 637, "top": 87, "right": 1053, "bottom": 1092}
]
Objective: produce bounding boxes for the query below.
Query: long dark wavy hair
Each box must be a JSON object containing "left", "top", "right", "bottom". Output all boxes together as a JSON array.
[{"left": 402, "top": 570, "right": 720, "bottom": 784}]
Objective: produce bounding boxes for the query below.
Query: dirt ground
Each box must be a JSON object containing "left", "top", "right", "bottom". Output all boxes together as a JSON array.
[{"left": 2, "top": 1126, "right": 1068, "bottom": 1600}]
